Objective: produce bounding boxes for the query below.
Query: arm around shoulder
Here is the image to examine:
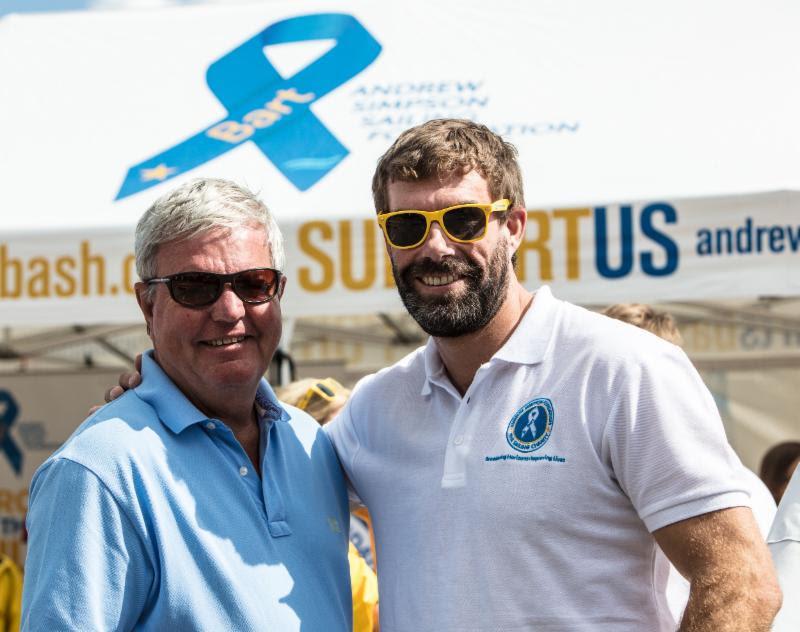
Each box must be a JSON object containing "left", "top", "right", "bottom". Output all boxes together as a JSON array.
[
  {"left": 23, "top": 458, "right": 153, "bottom": 631},
  {"left": 654, "top": 506, "right": 781, "bottom": 631}
]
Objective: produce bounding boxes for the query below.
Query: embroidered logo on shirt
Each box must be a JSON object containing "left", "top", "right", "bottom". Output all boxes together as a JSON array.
[
  {"left": 505, "top": 397, "right": 554, "bottom": 453},
  {"left": 327, "top": 517, "right": 342, "bottom": 534}
]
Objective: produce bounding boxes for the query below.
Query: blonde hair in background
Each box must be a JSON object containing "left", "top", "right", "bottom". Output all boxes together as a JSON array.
[
  {"left": 602, "top": 303, "right": 684, "bottom": 346},
  {"left": 276, "top": 378, "right": 351, "bottom": 425}
]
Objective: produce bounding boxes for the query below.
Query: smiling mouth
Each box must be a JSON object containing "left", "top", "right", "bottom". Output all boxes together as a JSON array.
[
  {"left": 419, "top": 274, "right": 461, "bottom": 287},
  {"left": 204, "top": 335, "right": 246, "bottom": 347}
]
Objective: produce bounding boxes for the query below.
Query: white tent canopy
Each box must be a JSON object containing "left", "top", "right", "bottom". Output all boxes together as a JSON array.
[{"left": 1, "top": 0, "right": 799, "bottom": 325}]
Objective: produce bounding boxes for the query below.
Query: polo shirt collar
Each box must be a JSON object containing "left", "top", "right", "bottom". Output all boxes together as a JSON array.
[
  {"left": 421, "top": 337, "right": 448, "bottom": 396},
  {"left": 420, "top": 285, "right": 559, "bottom": 394},
  {"left": 135, "top": 350, "right": 288, "bottom": 433},
  {"left": 492, "top": 285, "right": 558, "bottom": 366},
  {"left": 255, "top": 380, "right": 291, "bottom": 425}
]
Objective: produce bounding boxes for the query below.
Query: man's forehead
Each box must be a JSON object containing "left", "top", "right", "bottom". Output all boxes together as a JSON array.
[
  {"left": 159, "top": 224, "right": 269, "bottom": 248},
  {"left": 153, "top": 225, "right": 273, "bottom": 272},
  {"left": 387, "top": 171, "right": 492, "bottom": 211}
]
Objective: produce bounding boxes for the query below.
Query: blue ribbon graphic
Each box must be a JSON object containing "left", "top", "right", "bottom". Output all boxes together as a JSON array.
[
  {"left": 0, "top": 391, "right": 23, "bottom": 475},
  {"left": 116, "top": 13, "right": 381, "bottom": 199}
]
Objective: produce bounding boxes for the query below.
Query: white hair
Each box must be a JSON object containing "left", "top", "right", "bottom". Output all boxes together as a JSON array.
[{"left": 135, "top": 178, "right": 285, "bottom": 287}]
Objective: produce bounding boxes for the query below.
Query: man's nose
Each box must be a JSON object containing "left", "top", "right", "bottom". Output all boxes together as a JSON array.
[
  {"left": 417, "top": 221, "right": 456, "bottom": 259},
  {"left": 210, "top": 284, "right": 246, "bottom": 321}
]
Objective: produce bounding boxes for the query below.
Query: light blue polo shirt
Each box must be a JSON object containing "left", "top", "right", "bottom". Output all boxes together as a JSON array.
[{"left": 22, "top": 351, "right": 351, "bottom": 631}]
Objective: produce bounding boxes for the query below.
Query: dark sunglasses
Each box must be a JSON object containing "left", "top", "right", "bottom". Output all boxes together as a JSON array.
[
  {"left": 146, "top": 268, "right": 283, "bottom": 308},
  {"left": 377, "top": 199, "right": 510, "bottom": 249}
]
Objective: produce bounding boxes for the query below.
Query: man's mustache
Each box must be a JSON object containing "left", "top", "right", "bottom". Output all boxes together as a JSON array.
[{"left": 399, "top": 257, "right": 481, "bottom": 285}]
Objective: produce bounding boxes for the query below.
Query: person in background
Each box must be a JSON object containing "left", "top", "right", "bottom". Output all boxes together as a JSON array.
[
  {"left": 23, "top": 179, "right": 351, "bottom": 631},
  {"left": 603, "top": 302, "right": 778, "bottom": 626},
  {"left": 280, "top": 378, "right": 351, "bottom": 425},
  {"left": 768, "top": 464, "right": 800, "bottom": 630},
  {"left": 601, "top": 303, "right": 683, "bottom": 345},
  {"left": 0, "top": 553, "right": 21, "bottom": 632},
  {"left": 760, "top": 441, "right": 800, "bottom": 504},
  {"left": 278, "top": 378, "right": 380, "bottom": 632}
]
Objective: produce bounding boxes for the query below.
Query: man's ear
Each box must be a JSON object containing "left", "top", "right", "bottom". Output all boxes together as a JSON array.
[
  {"left": 277, "top": 274, "right": 287, "bottom": 300},
  {"left": 134, "top": 282, "right": 154, "bottom": 338},
  {"left": 504, "top": 204, "right": 527, "bottom": 251}
]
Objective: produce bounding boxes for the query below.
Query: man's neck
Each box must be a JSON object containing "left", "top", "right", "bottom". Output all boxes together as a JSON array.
[
  {"left": 186, "top": 386, "right": 263, "bottom": 474},
  {"left": 434, "top": 281, "right": 533, "bottom": 396}
]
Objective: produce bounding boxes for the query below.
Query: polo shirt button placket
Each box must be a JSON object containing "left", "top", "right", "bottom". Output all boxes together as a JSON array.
[{"left": 441, "top": 386, "right": 479, "bottom": 486}]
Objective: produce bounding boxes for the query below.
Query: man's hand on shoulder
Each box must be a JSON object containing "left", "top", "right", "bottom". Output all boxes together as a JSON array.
[
  {"left": 655, "top": 506, "right": 781, "bottom": 631},
  {"left": 88, "top": 353, "right": 143, "bottom": 414}
]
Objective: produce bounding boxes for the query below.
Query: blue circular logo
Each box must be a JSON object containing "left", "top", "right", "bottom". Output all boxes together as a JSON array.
[{"left": 506, "top": 397, "right": 554, "bottom": 453}]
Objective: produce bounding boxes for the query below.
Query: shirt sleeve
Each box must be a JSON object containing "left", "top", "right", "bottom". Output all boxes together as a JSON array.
[
  {"left": 768, "top": 467, "right": 800, "bottom": 545},
  {"left": 604, "top": 344, "right": 750, "bottom": 532},
  {"left": 22, "top": 458, "right": 153, "bottom": 631},
  {"left": 325, "top": 400, "right": 365, "bottom": 508}
]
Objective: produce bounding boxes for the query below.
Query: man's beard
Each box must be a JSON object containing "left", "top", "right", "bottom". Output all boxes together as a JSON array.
[{"left": 393, "top": 240, "right": 511, "bottom": 338}]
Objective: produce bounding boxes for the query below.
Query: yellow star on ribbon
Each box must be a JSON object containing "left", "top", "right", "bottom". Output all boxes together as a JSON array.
[{"left": 140, "top": 163, "right": 177, "bottom": 182}]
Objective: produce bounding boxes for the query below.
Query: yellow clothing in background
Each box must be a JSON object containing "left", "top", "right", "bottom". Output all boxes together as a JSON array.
[
  {"left": 0, "top": 554, "right": 21, "bottom": 632},
  {"left": 349, "top": 542, "right": 378, "bottom": 632}
]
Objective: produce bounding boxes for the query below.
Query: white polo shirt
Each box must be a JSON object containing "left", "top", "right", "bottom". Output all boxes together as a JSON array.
[{"left": 327, "top": 286, "right": 749, "bottom": 632}]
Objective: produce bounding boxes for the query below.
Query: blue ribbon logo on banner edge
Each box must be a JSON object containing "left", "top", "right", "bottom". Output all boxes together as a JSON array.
[
  {"left": 116, "top": 13, "right": 382, "bottom": 200},
  {"left": 0, "top": 390, "right": 24, "bottom": 476}
]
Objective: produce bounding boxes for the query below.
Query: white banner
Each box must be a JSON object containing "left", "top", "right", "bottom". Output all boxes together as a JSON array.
[
  {"left": 3, "top": 191, "right": 799, "bottom": 324},
  {"left": 1, "top": 0, "right": 799, "bottom": 324}
]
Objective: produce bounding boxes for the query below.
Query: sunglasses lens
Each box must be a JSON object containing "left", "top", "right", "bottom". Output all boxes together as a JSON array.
[
  {"left": 233, "top": 269, "right": 279, "bottom": 303},
  {"left": 171, "top": 273, "right": 221, "bottom": 307},
  {"left": 385, "top": 213, "right": 427, "bottom": 247},
  {"left": 443, "top": 205, "right": 486, "bottom": 241},
  {"left": 317, "top": 383, "right": 335, "bottom": 397}
]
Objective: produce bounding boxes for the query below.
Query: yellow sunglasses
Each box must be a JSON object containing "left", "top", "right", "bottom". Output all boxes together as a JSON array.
[
  {"left": 296, "top": 378, "right": 345, "bottom": 411},
  {"left": 377, "top": 199, "right": 511, "bottom": 249}
]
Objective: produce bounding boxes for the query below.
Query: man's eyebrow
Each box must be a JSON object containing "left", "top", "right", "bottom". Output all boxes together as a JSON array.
[{"left": 387, "top": 200, "right": 483, "bottom": 212}]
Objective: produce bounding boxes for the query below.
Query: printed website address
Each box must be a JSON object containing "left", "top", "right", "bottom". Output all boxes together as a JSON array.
[
  {"left": 485, "top": 454, "right": 566, "bottom": 463},
  {"left": 0, "top": 242, "right": 135, "bottom": 300}
]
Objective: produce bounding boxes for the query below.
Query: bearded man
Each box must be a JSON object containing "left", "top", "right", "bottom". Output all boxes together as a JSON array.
[{"left": 325, "top": 119, "right": 781, "bottom": 631}]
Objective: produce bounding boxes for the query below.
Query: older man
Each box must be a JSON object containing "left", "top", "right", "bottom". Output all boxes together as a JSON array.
[
  {"left": 325, "top": 119, "right": 781, "bottom": 630},
  {"left": 22, "top": 179, "right": 351, "bottom": 630}
]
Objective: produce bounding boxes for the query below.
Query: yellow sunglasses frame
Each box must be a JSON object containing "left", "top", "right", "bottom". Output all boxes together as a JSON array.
[
  {"left": 377, "top": 199, "right": 511, "bottom": 249},
  {"left": 296, "top": 378, "right": 345, "bottom": 411}
]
